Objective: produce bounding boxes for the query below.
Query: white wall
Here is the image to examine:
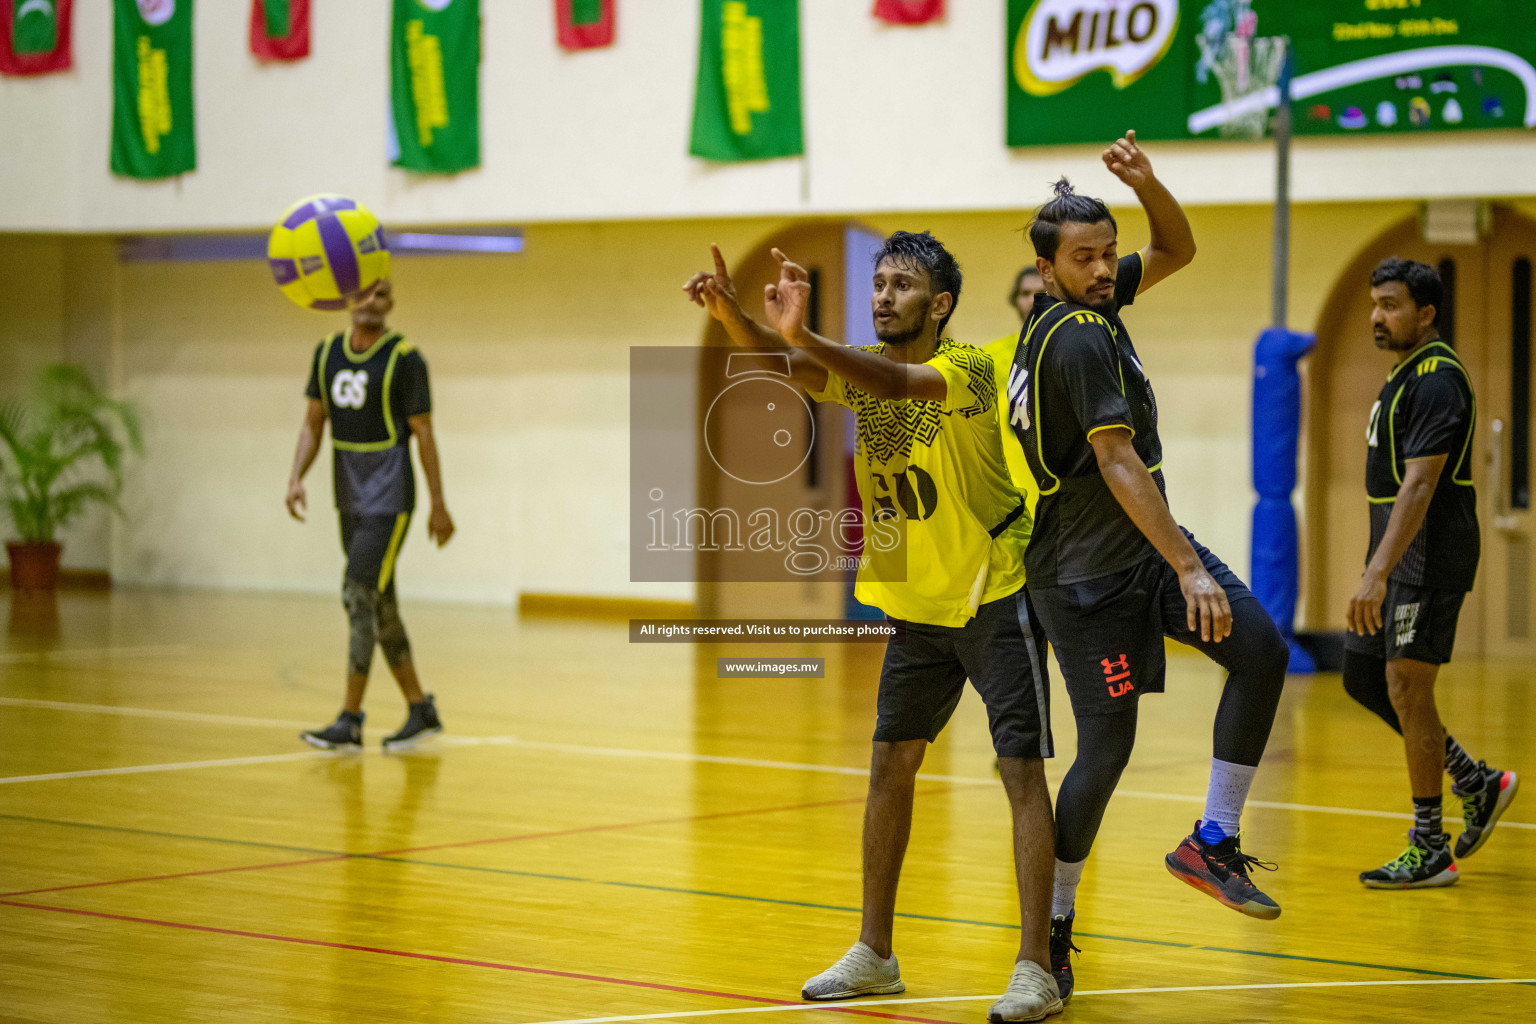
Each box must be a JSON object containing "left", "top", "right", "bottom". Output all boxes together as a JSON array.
[{"left": 2, "top": 2, "right": 1533, "bottom": 233}]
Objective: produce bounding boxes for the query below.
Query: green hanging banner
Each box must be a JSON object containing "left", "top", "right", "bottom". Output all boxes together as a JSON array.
[
  {"left": 389, "top": 0, "right": 480, "bottom": 174},
  {"left": 111, "top": 0, "right": 196, "bottom": 179},
  {"left": 689, "top": 0, "right": 803, "bottom": 162}
]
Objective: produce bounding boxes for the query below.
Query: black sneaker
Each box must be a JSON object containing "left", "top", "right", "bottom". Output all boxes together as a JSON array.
[
  {"left": 301, "top": 710, "right": 363, "bottom": 750},
  {"left": 1164, "top": 821, "right": 1281, "bottom": 919},
  {"left": 1454, "top": 764, "right": 1520, "bottom": 859},
  {"left": 1361, "top": 828, "right": 1458, "bottom": 888},
  {"left": 383, "top": 694, "right": 442, "bottom": 751},
  {"left": 1048, "top": 912, "right": 1079, "bottom": 1004}
]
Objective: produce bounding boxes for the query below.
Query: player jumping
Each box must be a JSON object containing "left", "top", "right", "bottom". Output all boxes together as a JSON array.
[{"left": 1005, "top": 132, "right": 1289, "bottom": 1001}]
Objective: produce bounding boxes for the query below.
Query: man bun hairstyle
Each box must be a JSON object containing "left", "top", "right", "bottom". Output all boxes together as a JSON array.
[
  {"left": 873, "top": 230, "right": 964, "bottom": 337},
  {"left": 1028, "top": 177, "right": 1117, "bottom": 261},
  {"left": 1371, "top": 257, "right": 1443, "bottom": 323}
]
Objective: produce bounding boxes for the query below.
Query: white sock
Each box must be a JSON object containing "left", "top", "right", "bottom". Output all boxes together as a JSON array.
[
  {"left": 1051, "top": 857, "right": 1086, "bottom": 919},
  {"left": 1201, "top": 758, "right": 1257, "bottom": 839}
]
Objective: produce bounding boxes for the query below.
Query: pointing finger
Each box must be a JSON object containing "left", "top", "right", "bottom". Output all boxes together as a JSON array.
[{"left": 711, "top": 244, "right": 728, "bottom": 277}]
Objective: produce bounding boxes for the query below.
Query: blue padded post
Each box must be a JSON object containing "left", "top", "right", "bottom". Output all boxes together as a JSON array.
[{"left": 1252, "top": 327, "right": 1316, "bottom": 673}]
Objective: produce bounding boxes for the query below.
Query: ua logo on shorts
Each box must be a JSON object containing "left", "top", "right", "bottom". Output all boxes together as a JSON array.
[
  {"left": 332, "top": 370, "right": 369, "bottom": 409},
  {"left": 1102, "top": 654, "right": 1134, "bottom": 698}
]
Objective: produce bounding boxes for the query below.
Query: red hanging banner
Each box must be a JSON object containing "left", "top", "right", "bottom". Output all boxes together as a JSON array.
[
  {"left": 0, "top": 0, "right": 73, "bottom": 76},
  {"left": 872, "top": 0, "right": 944, "bottom": 26},
  {"left": 250, "top": 0, "right": 310, "bottom": 62},
  {"left": 555, "top": 0, "right": 613, "bottom": 51}
]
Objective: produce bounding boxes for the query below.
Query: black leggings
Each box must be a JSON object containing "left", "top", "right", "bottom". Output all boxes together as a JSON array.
[
  {"left": 1054, "top": 596, "right": 1288, "bottom": 863},
  {"left": 1342, "top": 649, "right": 1402, "bottom": 734}
]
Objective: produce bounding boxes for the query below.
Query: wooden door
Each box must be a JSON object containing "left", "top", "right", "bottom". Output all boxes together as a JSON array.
[
  {"left": 696, "top": 223, "right": 854, "bottom": 621},
  {"left": 1480, "top": 208, "right": 1536, "bottom": 658}
]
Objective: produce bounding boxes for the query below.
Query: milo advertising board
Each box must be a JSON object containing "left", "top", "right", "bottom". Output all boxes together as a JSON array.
[{"left": 1007, "top": 0, "right": 1536, "bottom": 145}]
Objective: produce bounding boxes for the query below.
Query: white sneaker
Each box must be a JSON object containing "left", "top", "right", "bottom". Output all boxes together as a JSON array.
[
  {"left": 800, "top": 942, "right": 904, "bottom": 1000},
  {"left": 988, "top": 960, "right": 1062, "bottom": 1022}
]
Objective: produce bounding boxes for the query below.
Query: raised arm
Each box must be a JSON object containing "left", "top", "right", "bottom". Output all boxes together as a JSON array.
[
  {"left": 767, "top": 249, "right": 948, "bottom": 403},
  {"left": 1091, "top": 427, "right": 1231, "bottom": 642},
  {"left": 285, "top": 398, "right": 327, "bottom": 521},
  {"left": 683, "top": 245, "right": 827, "bottom": 392},
  {"left": 1102, "top": 130, "right": 1196, "bottom": 293},
  {"left": 1346, "top": 454, "right": 1446, "bottom": 636}
]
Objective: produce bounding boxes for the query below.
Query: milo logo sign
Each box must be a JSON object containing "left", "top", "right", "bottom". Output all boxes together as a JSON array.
[{"left": 1014, "top": 0, "right": 1179, "bottom": 95}]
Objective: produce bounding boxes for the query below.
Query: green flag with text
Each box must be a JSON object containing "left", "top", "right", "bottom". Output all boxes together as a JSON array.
[
  {"left": 111, "top": 0, "right": 196, "bottom": 179},
  {"left": 690, "top": 0, "right": 803, "bottom": 162},
  {"left": 389, "top": 0, "right": 480, "bottom": 174}
]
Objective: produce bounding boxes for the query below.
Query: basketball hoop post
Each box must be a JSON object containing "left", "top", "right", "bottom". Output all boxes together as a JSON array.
[{"left": 1272, "top": 42, "right": 1294, "bottom": 329}]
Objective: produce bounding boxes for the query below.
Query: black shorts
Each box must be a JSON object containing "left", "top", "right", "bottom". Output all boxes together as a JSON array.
[
  {"left": 1344, "top": 581, "right": 1465, "bottom": 665},
  {"left": 875, "top": 587, "right": 1053, "bottom": 759},
  {"left": 340, "top": 512, "right": 411, "bottom": 591},
  {"left": 1030, "top": 528, "right": 1256, "bottom": 717}
]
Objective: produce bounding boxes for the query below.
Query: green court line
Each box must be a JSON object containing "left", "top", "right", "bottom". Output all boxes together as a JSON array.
[{"left": 0, "top": 811, "right": 1490, "bottom": 981}]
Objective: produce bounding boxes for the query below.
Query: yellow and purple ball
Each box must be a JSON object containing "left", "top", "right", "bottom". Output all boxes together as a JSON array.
[{"left": 267, "top": 195, "right": 390, "bottom": 311}]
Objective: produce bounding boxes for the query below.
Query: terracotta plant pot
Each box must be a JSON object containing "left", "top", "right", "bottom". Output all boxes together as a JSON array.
[{"left": 6, "top": 542, "right": 62, "bottom": 591}]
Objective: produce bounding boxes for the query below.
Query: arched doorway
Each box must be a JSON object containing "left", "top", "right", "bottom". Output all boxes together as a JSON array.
[
  {"left": 695, "top": 221, "right": 883, "bottom": 620},
  {"left": 1304, "top": 205, "right": 1536, "bottom": 659}
]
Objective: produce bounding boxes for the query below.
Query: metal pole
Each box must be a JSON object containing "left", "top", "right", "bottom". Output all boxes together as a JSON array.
[{"left": 1272, "top": 42, "right": 1294, "bottom": 330}]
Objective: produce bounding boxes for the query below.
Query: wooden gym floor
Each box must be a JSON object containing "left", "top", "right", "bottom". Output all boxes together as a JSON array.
[{"left": 1, "top": 588, "right": 1532, "bottom": 1023}]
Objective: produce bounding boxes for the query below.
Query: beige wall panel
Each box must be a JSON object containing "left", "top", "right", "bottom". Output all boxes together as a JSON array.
[
  {"left": 0, "top": 199, "right": 1489, "bottom": 597},
  {"left": 103, "top": 219, "right": 785, "bottom": 600}
]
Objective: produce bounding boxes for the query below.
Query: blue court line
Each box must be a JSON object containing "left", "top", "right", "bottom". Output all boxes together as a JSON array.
[{"left": 0, "top": 812, "right": 1489, "bottom": 981}]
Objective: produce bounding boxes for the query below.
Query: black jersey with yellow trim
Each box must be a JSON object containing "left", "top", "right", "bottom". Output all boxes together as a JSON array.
[
  {"left": 1364, "top": 338, "right": 1479, "bottom": 591},
  {"left": 305, "top": 329, "right": 432, "bottom": 515},
  {"left": 1005, "top": 253, "right": 1163, "bottom": 587}
]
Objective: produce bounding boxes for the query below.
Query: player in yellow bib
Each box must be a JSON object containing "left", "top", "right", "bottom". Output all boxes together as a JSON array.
[{"left": 684, "top": 234, "right": 1059, "bottom": 1021}]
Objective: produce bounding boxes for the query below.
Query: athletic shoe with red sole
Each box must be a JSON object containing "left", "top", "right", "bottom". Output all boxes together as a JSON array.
[
  {"left": 1454, "top": 765, "right": 1520, "bottom": 859},
  {"left": 1164, "top": 821, "right": 1281, "bottom": 919}
]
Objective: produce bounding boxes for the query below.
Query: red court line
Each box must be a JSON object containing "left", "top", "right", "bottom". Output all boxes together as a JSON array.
[
  {"left": 369, "top": 790, "right": 937, "bottom": 857},
  {"left": 0, "top": 899, "right": 960, "bottom": 1024},
  {"left": 4, "top": 789, "right": 947, "bottom": 899},
  {"left": 0, "top": 853, "right": 351, "bottom": 898}
]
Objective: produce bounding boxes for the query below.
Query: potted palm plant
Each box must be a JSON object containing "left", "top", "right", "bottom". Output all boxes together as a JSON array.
[{"left": 0, "top": 365, "right": 142, "bottom": 591}]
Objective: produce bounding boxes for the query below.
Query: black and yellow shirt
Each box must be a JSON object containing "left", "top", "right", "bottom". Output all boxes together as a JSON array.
[
  {"left": 806, "top": 339, "right": 1030, "bottom": 627},
  {"left": 1004, "top": 253, "right": 1162, "bottom": 587},
  {"left": 1365, "top": 338, "right": 1479, "bottom": 592},
  {"left": 304, "top": 330, "right": 431, "bottom": 516}
]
